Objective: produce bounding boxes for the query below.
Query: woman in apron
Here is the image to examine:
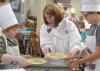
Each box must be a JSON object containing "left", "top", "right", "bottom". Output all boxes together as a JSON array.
[{"left": 69, "top": 0, "right": 100, "bottom": 71}]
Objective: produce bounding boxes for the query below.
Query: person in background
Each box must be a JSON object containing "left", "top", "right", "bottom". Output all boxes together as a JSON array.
[
  {"left": 78, "top": 16, "right": 88, "bottom": 42},
  {"left": 56, "top": 3, "right": 65, "bottom": 16},
  {"left": 69, "top": 0, "right": 100, "bottom": 71},
  {"left": 40, "top": 3, "right": 82, "bottom": 61},
  {"left": 0, "top": 3, "right": 28, "bottom": 67},
  {"left": 64, "top": 9, "right": 70, "bottom": 18},
  {"left": 67, "top": 8, "right": 79, "bottom": 25},
  {"left": 77, "top": 16, "right": 91, "bottom": 42}
]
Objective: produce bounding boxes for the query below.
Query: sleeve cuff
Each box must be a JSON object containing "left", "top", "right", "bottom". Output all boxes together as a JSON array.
[{"left": 70, "top": 45, "right": 81, "bottom": 53}]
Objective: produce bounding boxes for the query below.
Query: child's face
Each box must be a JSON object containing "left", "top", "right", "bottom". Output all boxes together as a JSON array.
[{"left": 7, "top": 28, "right": 17, "bottom": 38}]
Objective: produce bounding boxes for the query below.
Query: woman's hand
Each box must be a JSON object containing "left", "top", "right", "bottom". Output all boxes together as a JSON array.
[
  {"left": 65, "top": 54, "right": 75, "bottom": 63},
  {"left": 65, "top": 54, "right": 77, "bottom": 71},
  {"left": 69, "top": 60, "right": 78, "bottom": 71},
  {"left": 42, "top": 47, "right": 50, "bottom": 55}
]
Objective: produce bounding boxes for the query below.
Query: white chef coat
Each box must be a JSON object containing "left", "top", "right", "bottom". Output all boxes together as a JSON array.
[{"left": 40, "top": 18, "right": 82, "bottom": 55}]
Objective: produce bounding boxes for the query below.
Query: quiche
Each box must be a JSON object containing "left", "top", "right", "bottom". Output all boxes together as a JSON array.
[
  {"left": 27, "top": 58, "right": 47, "bottom": 64},
  {"left": 47, "top": 52, "right": 67, "bottom": 59}
]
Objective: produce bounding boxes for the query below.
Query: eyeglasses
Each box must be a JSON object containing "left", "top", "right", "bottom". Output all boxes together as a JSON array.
[{"left": 82, "top": 12, "right": 93, "bottom": 17}]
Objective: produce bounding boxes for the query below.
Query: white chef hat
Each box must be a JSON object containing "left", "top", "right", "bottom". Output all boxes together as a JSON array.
[
  {"left": 80, "top": 0, "right": 100, "bottom": 12},
  {"left": 0, "top": 3, "right": 18, "bottom": 30}
]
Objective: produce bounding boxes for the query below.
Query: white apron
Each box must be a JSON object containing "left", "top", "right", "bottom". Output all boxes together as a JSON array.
[
  {"left": 85, "top": 24, "right": 100, "bottom": 71},
  {"left": 2, "top": 35, "right": 20, "bottom": 56},
  {"left": 6, "top": 46, "right": 20, "bottom": 56}
]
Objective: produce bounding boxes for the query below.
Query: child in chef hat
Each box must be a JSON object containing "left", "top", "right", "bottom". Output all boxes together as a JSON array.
[{"left": 0, "top": 3, "right": 28, "bottom": 67}]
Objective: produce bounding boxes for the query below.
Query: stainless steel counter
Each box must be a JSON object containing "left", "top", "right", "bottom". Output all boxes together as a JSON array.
[{"left": 0, "top": 58, "right": 69, "bottom": 71}]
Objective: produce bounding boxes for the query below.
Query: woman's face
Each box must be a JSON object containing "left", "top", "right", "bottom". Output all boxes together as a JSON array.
[{"left": 44, "top": 14, "right": 55, "bottom": 25}]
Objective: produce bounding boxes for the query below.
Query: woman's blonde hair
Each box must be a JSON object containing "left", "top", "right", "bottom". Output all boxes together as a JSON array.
[{"left": 43, "top": 3, "right": 63, "bottom": 27}]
